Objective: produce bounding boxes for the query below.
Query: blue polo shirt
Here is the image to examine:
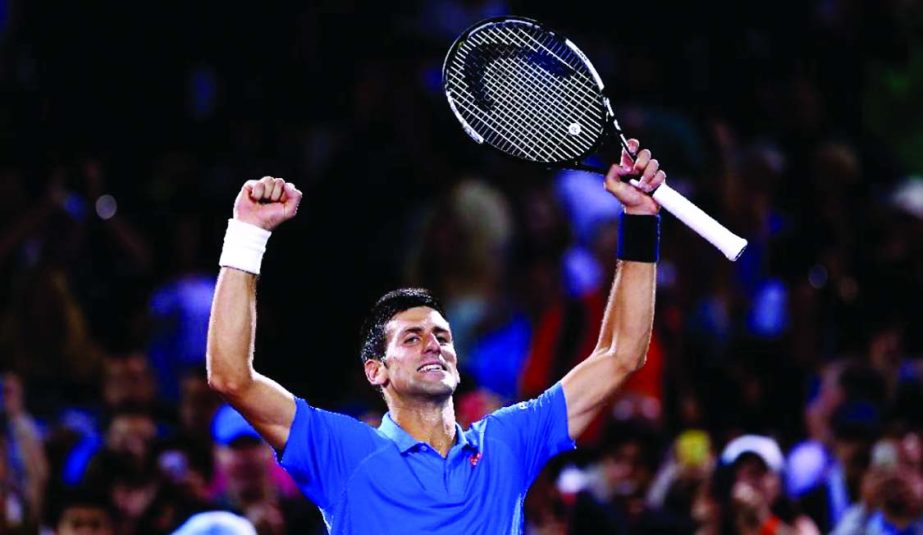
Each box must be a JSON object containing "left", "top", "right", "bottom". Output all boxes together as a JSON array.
[{"left": 279, "top": 382, "right": 575, "bottom": 534}]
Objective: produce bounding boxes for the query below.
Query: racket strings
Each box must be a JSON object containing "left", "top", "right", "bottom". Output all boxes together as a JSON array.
[
  {"left": 446, "top": 21, "right": 606, "bottom": 163},
  {"left": 464, "top": 30, "right": 603, "bottom": 132},
  {"left": 450, "top": 60, "right": 594, "bottom": 162},
  {"left": 479, "top": 59, "right": 598, "bottom": 158},
  {"left": 450, "top": 55, "right": 595, "bottom": 161},
  {"left": 481, "top": 51, "right": 602, "bottom": 141},
  {"left": 448, "top": 63, "right": 564, "bottom": 159},
  {"left": 450, "top": 58, "right": 586, "bottom": 161},
  {"left": 473, "top": 25, "right": 603, "bottom": 127},
  {"left": 498, "top": 25, "right": 600, "bottom": 103},
  {"left": 470, "top": 52, "right": 589, "bottom": 154},
  {"left": 491, "top": 24, "right": 604, "bottom": 114},
  {"left": 448, "top": 54, "right": 560, "bottom": 160},
  {"left": 447, "top": 77, "right": 547, "bottom": 160}
]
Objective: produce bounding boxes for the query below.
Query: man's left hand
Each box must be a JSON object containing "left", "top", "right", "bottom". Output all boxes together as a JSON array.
[{"left": 604, "top": 138, "right": 665, "bottom": 216}]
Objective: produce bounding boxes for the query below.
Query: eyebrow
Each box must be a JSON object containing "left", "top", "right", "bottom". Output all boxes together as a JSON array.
[{"left": 398, "top": 326, "right": 451, "bottom": 338}]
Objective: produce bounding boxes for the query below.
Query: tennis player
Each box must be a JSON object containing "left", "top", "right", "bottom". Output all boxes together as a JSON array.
[{"left": 207, "top": 139, "right": 665, "bottom": 533}]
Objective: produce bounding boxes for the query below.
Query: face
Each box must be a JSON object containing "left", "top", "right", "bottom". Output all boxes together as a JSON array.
[
  {"left": 367, "top": 307, "right": 460, "bottom": 401},
  {"left": 57, "top": 506, "right": 114, "bottom": 535},
  {"left": 215, "top": 439, "right": 274, "bottom": 500},
  {"left": 601, "top": 441, "right": 653, "bottom": 500},
  {"left": 734, "top": 456, "right": 780, "bottom": 504},
  {"left": 179, "top": 374, "right": 221, "bottom": 434},
  {"left": 103, "top": 355, "right": 156, "bottom": 408},
  {"left": 107, "top": 414, "right": 157, "bottom": 460},
  {"left": 834, "top": 437, "right": 872, "bottom": 484}
]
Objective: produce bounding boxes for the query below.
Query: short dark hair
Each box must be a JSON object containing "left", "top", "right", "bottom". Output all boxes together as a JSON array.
[
  {"left": 360, "top": 288, "right": 445, "bottom": 363},
  {"left": 47, "top": 486, "right": 114, "bottom": 528}
]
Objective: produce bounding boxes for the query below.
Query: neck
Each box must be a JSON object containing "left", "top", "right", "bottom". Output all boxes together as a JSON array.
[{"left": 388, "top": 395, "right": 457, "bottom": 457}]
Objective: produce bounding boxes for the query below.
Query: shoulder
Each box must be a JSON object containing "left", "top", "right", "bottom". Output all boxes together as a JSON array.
[
  {"left": 488, "top": 383, "right": 567, "bottom": 422},
  {"left": 283, "top": 398, "right": 384, "bottom": 451}
]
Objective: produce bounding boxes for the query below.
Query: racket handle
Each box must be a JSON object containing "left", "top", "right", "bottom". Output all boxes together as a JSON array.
[{"left": 643, "top": 182, "right": 748, "bottom": 261}]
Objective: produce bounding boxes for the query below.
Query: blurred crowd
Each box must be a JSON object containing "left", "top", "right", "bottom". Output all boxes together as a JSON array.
[{"left": 1, "top": 0, "right": 922, "bottom": 533}]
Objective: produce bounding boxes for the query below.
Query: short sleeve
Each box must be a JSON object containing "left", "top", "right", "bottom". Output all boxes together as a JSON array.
[
  {"left": 279, "top": 398, "right": 380, "bottom": 509},
  {"left": 484, "top": 382, "right": 576, "bottom": 487}
]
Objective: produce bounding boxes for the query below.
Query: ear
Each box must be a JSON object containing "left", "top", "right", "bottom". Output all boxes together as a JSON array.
[{"left": 364, "top": 358, "right": 388, "bottom": 387}]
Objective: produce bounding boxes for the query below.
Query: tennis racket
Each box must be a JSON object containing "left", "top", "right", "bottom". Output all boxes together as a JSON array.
[{"left": 442, "top": 16, "right": 748, "bottom": 261}]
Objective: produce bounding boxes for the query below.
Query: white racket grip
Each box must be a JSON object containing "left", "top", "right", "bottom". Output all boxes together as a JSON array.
[{"left": 647, "top": 183, "right": 748, "bottom": 261}]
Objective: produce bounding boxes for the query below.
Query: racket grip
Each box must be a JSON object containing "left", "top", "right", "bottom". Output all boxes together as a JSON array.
[{"left": 647, "top": 183, "right": 748, "bottom": 261}]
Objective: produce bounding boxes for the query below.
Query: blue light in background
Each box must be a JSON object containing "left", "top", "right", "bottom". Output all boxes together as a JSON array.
[
  {"left": 188, "top": 66, "right": 217, "bottom": 120},
  {"left": 747, "top": 278, "right": 789, "bottom": 338},
  {"left": 0, "top": 0, "right": 7, "bottom": 38}
]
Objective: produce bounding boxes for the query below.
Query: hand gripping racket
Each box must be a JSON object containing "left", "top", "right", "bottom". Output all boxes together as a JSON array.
[{"left": 442, "top": 16, "right": 747, "bottom": 261}]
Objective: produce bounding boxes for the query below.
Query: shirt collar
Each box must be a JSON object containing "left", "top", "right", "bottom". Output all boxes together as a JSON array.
[{"left": 378, "top": 413, "right": 477, "bottom": 454}]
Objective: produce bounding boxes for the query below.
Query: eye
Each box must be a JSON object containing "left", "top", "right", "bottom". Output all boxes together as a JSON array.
[
  {"left": 437, "top": 335, "right": 450, "bottom": 344},
  {"left": 404, "top": 335, "right": 419, "bottom": 344}
]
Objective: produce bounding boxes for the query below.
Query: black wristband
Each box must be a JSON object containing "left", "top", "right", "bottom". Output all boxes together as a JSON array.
[{"left": 617, "top": 213, "right": 660, "bottom": 263}]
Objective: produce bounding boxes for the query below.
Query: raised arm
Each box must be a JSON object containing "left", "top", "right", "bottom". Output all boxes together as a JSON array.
[
  {"left": 207, "top": 176, "right": 303, "bottom": 451},
  {"left": 561, "top": 140, "right": 662, "bottom": 439}
]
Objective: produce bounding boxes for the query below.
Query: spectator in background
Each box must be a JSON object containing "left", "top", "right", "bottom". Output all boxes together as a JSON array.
[
  {"left": 82, "top": 405, "right": 159, "bottom": 492},
  {"left": 568, "top": 419, "right": 690, "bottom": 534},
  {"left": 209, "top": 405, "right": 321, "bottom": 534},
  {"left": 53, "top": 353, "right": 165, "bottom": 491},
  {"left": 0, "top": 160, "right": 153, "bottom": 412},
  {"left": 147, "top": 213, "right": 218, "bottom": 402},
  {"left": 0, "top": 198, "right": 104, "bottom": 411},
  {"left": 47, "top": 487, "right": 115, "bottom": 535},
  {"left": 172, "top": 510, "right": 257, "bottom": 535},
  {"left": 0, "top": 433, "right": 30, "bottom": 532},
  {"left": 176, "top": 369, "right": 223, "bottom": 447},
  {"left": 1, "top": 372, "right": 49, "bottom": 530},
  {"left": 154, "top": 438, "right": 214, "bottom": 509},
  {"left": 647, "top": 429, "right": 716, "bottom": 528},
  {"left": 101, "top": 353, "right": 159, "bottom": 412},
  {"left": 796, "top": 399, "right": 882, "bottom": 532},
  {"left": 106, "top": 455, "right": 162, "bottom": 534},
  {"left": 710, "top": 435, "right": 819, "bottom": 535},
  {"left": 832, "top": 428, "right": 923, "bottom": 534}
]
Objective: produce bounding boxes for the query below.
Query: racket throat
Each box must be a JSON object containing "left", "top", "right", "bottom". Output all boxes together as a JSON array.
[{"left": 567, "top": 161, "right": 611, "bottom": 174}]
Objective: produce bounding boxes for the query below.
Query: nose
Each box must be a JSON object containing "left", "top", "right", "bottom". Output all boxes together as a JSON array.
[{"left": 423, "top": 332, "right": 441, "bottom": 353}]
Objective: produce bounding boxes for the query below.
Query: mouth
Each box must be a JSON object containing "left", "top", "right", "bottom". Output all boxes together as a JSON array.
[{"left": 417, "top": 362, "right": 447, "bottom": 373}]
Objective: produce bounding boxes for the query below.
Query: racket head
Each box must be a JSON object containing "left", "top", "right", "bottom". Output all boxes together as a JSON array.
[{"left": 443, "top": 16, "right": 613, "bottom": 168}]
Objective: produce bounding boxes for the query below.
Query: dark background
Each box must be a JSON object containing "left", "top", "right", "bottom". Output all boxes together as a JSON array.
[{"left": 1, "top": 0, "right": 922, "bottom": 532}]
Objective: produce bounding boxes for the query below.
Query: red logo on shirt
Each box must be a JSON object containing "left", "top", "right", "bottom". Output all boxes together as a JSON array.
[{"left": 470, "top": 452, "right": 482, "bottom": 467}]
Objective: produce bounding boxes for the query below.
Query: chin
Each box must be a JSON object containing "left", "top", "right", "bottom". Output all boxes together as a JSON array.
[{"left": 417, "top": 381, "right": 457, "bottom": 399}]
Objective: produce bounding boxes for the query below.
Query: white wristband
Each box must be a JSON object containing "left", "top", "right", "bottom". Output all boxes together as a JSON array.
[{"left": 219, "top": 219, "right": 272, "bottom": 275}]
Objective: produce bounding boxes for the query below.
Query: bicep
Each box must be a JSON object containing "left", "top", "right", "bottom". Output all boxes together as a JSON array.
[{"left": 221, "top": 372, "right": 296, "bottom": 451}]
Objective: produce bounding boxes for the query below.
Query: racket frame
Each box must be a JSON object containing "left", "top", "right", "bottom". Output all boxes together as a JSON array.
[{"left": 443, "top": 16, "right": 748, "bottom": 261}]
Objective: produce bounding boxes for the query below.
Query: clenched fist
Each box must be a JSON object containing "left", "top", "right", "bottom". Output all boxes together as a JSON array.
[{"left": 233, "top": 176, "right": 303, "bottom": 231}]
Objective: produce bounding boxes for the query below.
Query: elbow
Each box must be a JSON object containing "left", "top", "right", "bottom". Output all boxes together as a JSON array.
[
  {"left": 206, "top": 373, "right": 232, "bottom": 395},
  {"left": 617, "top": 353, "right": 647, "bottom": 375},
  {"left": 630, "top": 352, "right": 648, "bottom": 372},
  {"left": 207, "top": 375, "right": 252, "bottom": 399},
  {"left": 206, "top": 360, "right": 253, "bottom": 397},
  {"left": 596, "top": 347, "right": 647, "bottom": 374}
]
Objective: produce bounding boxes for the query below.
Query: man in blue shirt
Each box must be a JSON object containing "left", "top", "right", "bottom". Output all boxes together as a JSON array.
[{"left": 207, "top": 139, "right": 664, "bottom": 533}]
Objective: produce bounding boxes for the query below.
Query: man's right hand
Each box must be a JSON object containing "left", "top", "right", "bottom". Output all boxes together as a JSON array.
[{"left": 233, "top": 176, "right": 303, "bottom": 231}]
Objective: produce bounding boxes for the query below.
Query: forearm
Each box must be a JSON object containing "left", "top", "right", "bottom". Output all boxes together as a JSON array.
[
  {"left": 595, "top": 260, "right": 656, "bottom": 366},
  {"left": 562, "top": 260, "right": 655, "bottom": 436},
  {"left": 569, "top": 260, "right": 655, "bottom": 385},
  {"left": 206, "top": 267, "right": 259, "bottom": 393}
]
